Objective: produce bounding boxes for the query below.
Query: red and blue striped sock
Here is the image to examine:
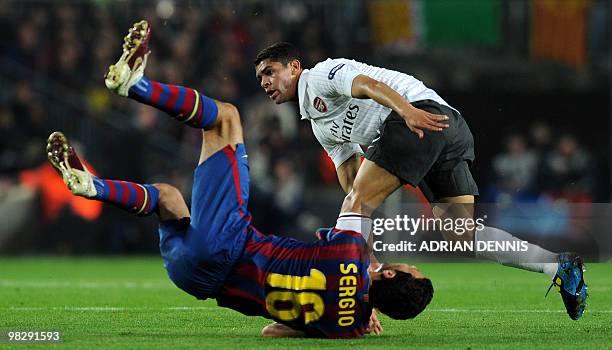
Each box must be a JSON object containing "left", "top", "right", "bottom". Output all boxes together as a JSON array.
[
  {"left": 91, "top": 177, "right": 159, "bottom": 216},
  {"left": 128, "top": 76, "right": 218, "bottom": 129}
]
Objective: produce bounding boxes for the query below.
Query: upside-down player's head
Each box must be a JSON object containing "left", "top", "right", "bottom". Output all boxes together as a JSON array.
[
  {"left": 254, "top": 42, "right": 302, "bottom": 104},
  {"left": 369, "top": 263, "right": 434, "bottom": 320}
]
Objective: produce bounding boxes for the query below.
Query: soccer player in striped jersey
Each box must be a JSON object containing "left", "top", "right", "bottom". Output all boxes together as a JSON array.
[
  {"left": 46, "top": 20, "right": 434, "bottom": 338},
  {"left": 254, "top": 42, "right": 587, "bottom": 320}
]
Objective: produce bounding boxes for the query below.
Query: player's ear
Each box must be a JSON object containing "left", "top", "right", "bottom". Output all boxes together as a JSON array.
[
  {"left": 382, "top": 270, "right": 396, "bottom": 279},
  {"left": 290, "top": 59, "right": 301, "bottom": 73}
]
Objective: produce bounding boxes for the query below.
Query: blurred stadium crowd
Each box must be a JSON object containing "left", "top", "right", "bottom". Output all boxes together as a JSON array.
[
  {"left": 0, "top": 0, "right": 609, "bottom": 254},
  {"left": 486, "top": 121, "right": 598, "bottom": 203}
]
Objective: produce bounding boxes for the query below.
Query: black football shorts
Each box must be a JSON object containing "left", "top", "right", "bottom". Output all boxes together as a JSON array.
[{"left": 364, "top": 99, "right": 479, "bottom": 202}]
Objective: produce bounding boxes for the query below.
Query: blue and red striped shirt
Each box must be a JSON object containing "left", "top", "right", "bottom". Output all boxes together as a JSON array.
[{"left": 216, "top": 227, "right": 372, "bottom": 338}]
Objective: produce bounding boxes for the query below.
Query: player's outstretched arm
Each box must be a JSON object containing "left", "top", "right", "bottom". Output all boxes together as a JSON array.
[
  {"left": 351, "top": 75, "right": 449, "bottom": 139},
  {"left": 261, "top": 323, "right": 305, "bottom": 338}
]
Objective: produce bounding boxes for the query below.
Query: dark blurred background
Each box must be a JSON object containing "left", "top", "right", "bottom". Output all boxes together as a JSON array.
[{"left": 0, "top": 0, "right": 610, "bottom": 255}]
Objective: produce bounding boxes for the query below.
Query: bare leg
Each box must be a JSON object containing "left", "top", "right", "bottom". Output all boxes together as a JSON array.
[
  {"left": 337, "top": 160, "right": 401, "bottom": 262},
  {"left": 154, "top": 102, "right": 242, "bottom": 223},
  {"left": 154, "top": 183, "right": 190, "bottom": 221},
  {"left": 432, "top": 195, "right": 475, "bottom": 241},
  {"left": 198, "top": 101, "right": 244, "bottom": 164},
  {"left": 340, "top": 159, "right": 401, "bottom": 216}
]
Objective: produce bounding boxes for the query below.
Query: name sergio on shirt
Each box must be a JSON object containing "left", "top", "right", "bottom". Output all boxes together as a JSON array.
[
  {"left": 337, "top": 263, "right": 359, "bottom": 327},
  {"left": 330, "top": 104, "right": 359, "bottom": 142}
]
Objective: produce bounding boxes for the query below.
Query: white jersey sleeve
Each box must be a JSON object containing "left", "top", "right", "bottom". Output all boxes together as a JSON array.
[
  {"left": 309, "top": 59, "right": 361, "bottom": 98},
  {"left": 311, "top": 120, "right": 363, "bottom": 168}
]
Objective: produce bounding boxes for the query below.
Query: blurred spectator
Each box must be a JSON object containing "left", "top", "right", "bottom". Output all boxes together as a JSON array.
[
  {"left": 490, "top": 127, "right": 595, "bottom": 204},
  {"left": 528, "top": 121, "right": 553, "bottom": 195},
  {"left": 540, "top": 133, "right": 594, "bottom": 201},
  {"left": 492, "top": 133, "right": 537, "bottom": 195},
  {"left": 529, "top": 121, "right": 552, "bottom": 155},
  {"left": 273, "top": 157, "right": 304, "bottom": 230}
]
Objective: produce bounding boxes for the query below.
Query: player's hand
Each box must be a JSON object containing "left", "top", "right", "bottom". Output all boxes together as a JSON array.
[
  {"left": 400, "top": 105, "right": 449, "bottom": 139},
  {"left": 367, "top": 262, "right": 382, "bottom": 274},
  {"left": 366, "top": 309, "right": 383, "bottom": 335}
]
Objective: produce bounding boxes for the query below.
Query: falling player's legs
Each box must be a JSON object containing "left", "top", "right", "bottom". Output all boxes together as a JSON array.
[
  {"left": 46, "top": 107, "right": 248, "bottom": 298},
  {"left": 102, "top": 19, "right": 251, "bottom": 299},
  {"left": 186, "top": 100, "right": 249, "bottom": 239},
  {"left": 197, "top": 102, "right": 244, "bottom": 163},
  {"left": 157, "top": 102, "right": 249, "bottom": 299},
  {"left": 47, "top": 100, "right": 247, "bottom": 298},
  {"left": 47, "top": 95, "right": 238, "bottom": 223},
  {"left": 104, "top": 17, "right": 249, "bottom": 237},
  {"left": 48, "top": 16, "right": 248, "bottom": 291}
]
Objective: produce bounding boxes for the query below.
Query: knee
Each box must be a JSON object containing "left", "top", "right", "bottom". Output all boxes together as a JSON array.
[
  {"left": 215, "top": 102, "right": 243, "bottom": 139},
  {"left": 154, "top": 183, "right": 189, "bottom": 221},
  {"left": 154, "top": 183, "right": 183, "bottom": 207},
  {"left": 341, "top": 189, "right": 365, "bottom": 214}
]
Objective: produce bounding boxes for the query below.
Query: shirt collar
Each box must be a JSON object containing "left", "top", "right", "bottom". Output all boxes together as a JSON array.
[{"left": 297, "top": 68, "right": 309, "bottom": 120}]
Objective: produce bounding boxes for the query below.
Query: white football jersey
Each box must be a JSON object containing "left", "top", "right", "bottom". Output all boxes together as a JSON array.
[{"left": 297, "top": 58, "right": 455, "bottom": 168}]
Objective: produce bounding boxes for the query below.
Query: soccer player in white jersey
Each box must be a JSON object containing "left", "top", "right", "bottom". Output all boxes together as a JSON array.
[{"left": 254, "top": 42, "right": 587, "bottom": 320}]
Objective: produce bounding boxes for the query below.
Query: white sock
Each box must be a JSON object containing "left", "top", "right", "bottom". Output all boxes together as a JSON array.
[
  {"left": 475, "top": 226, "right": 558, "bottom": 279},
  {"left": 335, "top": 212, "right": 372, "bottom": 240}
]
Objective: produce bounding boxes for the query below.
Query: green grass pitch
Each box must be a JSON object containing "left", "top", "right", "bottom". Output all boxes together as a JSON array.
[{"left": 0, "top": 257, "right": 610, "bottom": 349}]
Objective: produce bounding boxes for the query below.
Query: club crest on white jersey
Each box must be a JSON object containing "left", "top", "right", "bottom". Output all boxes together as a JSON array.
[{"left": 313, "top": 97, "right": 328, "bottom": 113}]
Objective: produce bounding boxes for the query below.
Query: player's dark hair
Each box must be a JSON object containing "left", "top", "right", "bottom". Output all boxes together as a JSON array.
[
  {"left": 370, "top": 271, "right": 434, "bottom": 320},
  {"left": 254, "top": 42, "right": 301, "bottom": 66}
]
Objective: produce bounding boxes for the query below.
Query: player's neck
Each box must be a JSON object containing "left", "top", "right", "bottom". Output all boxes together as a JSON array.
[{"left": 290, "top": 69, "right": 303, "bottom": 102}]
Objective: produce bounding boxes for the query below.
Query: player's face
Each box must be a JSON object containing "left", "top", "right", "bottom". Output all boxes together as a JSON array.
[{"left": 255, "top": 59, "right": 299, "bottom": 104}]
